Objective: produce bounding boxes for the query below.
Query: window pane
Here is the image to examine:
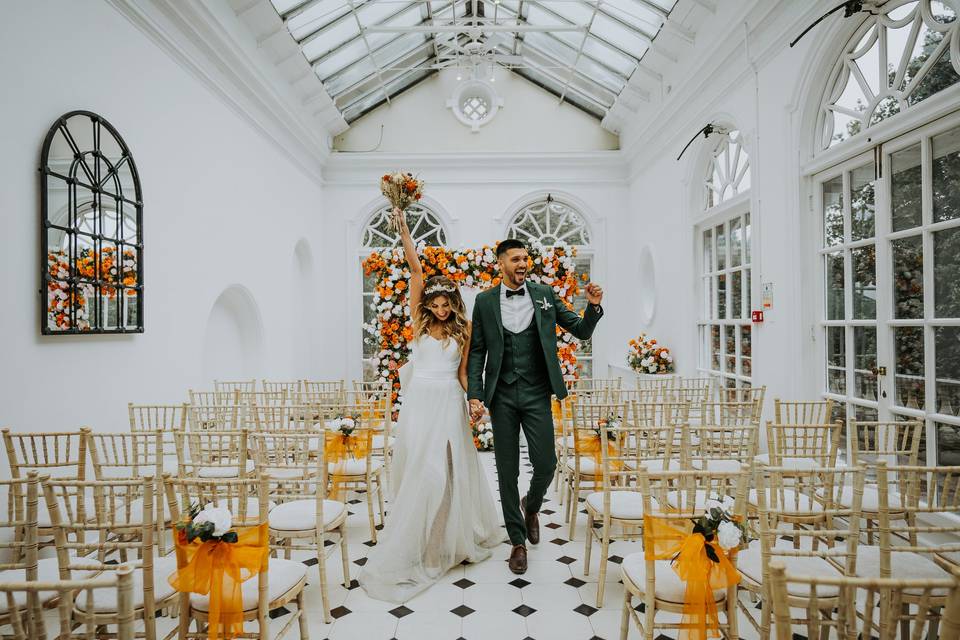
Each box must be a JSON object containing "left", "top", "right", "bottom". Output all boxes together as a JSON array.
[
  {"left": 894, "top": 326, "right": 925, "bottom": 410},
  {"left": 702, "top": 229, "right": 713, "bottom": 274},
  {"left": 827, "top": 326, "right": 846, "bottom": 395},
  {"left": 936, "top": 326, "right": 960, "bottom": 416},
  {"left": 731, "top": 270, "right": 742, "bottom": 319},
  {"left": 744, "top": 268, "right": 752, "bottom": 313},
  {"left": 724, "top": 326, "right": 736, "bottom": 374},
  {"left": 892, "top": 235, "right": 924, "bottom": 319},
  {"left": 730, "top": 218, "right": 742, "bottom": 267},
  {"left": 716, "top": 224, "right": 726, "bottom": 270},
  {"left": 935, "top": 226, "right": 960, "bottom": 318},
  {"left": 854, "top": 326, "right": 878, "bottom": 400},
  {"left": 744, "top": 213, "right": 752, "bottom": 263},
  {"left": 823, "top": 176, "right": 844, "bottom": 246},
  {"left": 891, "top": 144, "right": 922, "bottom": 231},
  {"left": 740, "top": 325, "right": 752, "bottom": 378},
  {"left": 826, "top": 252, "right": 845, "bottom": 320},
  {"left": 850, "top": 163, "right": 875, "bottom": 240},
  {"left": 852, "top": 245, "right": 877, "bottom": 319},
  {"left": 938, "top": 422, "right": 960, "bottom": 465},
  {"left": 717, "top": 274, "right": 726, "bottom": 319},
  {"left": 933, "top": 126, "right": 960, "bottom": 223},
  {"left": 702, "top": 277, "right": 713, "bottom": 319},
  {"left": 711, "top": 325, "right": 720, "bottom": 370}
]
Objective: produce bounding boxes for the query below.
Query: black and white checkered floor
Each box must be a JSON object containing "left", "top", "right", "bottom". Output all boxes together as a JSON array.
[{"left": 159, "top": 444, "right": 777, "bottom": 640}]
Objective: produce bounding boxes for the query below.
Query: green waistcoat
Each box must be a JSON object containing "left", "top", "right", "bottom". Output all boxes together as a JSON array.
[{"left": 499, "top": 319, "right": 548, "bottom": 386}]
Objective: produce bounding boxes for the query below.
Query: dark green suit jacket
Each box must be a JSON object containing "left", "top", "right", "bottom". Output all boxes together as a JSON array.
[{"left": 467, "top": 281, "right": 603, "bottom": 406}]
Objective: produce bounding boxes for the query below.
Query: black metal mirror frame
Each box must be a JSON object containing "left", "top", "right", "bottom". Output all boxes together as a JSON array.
[{"left": 40, "top": 110, "right": 143, "bottom": 335}]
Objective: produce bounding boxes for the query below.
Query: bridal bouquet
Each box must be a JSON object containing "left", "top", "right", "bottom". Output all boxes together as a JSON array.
[
  {"left": 176, "top": 503, "right": 237, "bottom": 543},
  {"left": 472, "top": 420, "right": 494, "bottom": 451},
  {"left": 628, "top": 334, "right": 674, "bottom": 374},
  {"left": 380, "top": 172, "right": 424, "bottom": 232}
]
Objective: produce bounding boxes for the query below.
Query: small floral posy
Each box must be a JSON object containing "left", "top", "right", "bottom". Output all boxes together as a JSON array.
[
  {"left": 328, "top": 415, "right": 360, "bottom": 437},
  {"left": 176, "top": 503, "right": 237, "bottom": 544},
  {"left": 594, "top": 413, "right": 622, "bottom": 442},
  {"left": 680, "top": 495, "right": 750, "bottom": 564}
]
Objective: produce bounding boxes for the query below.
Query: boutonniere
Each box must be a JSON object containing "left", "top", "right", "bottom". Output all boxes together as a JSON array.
[{"left": 537, "top": 298, "right": 553, "bottom": 311}]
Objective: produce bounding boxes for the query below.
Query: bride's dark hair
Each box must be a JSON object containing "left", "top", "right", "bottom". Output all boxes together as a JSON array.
[{"left": 415, "top": 276, "right": 469, "bottom": 348}]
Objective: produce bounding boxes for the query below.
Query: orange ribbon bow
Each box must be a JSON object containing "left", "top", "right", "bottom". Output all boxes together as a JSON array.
[
  {"left": 575, "top": 434, "right": 622, "bottom": 485},
  {"left": 643, "top": 516, "right": 740, "bottom": 640},
  {"left": 325, "top": 431, "right": 371, "bottom": 500},
  {"left": 169, "top": 523, "right": 269, "bottom": 640}
]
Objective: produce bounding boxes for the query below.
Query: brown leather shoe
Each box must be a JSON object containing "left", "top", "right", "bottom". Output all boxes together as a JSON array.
[
  {"left": 521, "top": 496, "right": 540, "bottom": 545},
  {"left": 508, "top": 544, "right": 527, "bottom": 574}
]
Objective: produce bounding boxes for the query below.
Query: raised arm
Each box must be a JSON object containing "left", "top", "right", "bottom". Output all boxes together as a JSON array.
[
  {"left": 552, "top": 284, "right": 604, "bottom": 341},
  {"left": 396, "top": 208, "right": 423, "bottom": 313}
]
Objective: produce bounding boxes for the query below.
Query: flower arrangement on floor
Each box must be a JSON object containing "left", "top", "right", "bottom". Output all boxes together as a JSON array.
[
  {"left": 362, "top": 241, "right": 583, "bottom": 410},
  {"left": 47, "top": 247, "right": 138, "bottom": 331},
  {"left": 380, "top": 172, "right": 424, "bottom": 232},
  {"left": 627, "top": 333, "right": 674, "bottom": 374},
  {"left": 472, "top": 419, "right": 494, "bottom": 451}
]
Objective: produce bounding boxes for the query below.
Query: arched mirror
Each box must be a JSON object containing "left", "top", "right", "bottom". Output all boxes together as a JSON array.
[{"left": 40, "top": 111, "right": 143, "bottom": 334}]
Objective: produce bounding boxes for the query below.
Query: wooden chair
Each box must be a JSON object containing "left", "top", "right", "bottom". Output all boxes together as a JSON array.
[
  {"left": 563, "top": 400, "right": 628, "bottom": 539},
  {"left": 0, "top": 472, "right": 44, "bottom": 629},
  {"left": 700, "top": 400, "right": 762, "bottom": 429},
  {"left": 687, "top": 421, "right": 760, "bottom": 473},
  {"left": 187, "top": 389, "right": 236, "bottom": 407},
  {"left": 758, "top": 421, "right": 843, "bottom": 471},
  {"left": 620, "top": 466, "right": 750, "bottom": 640},
  {"left": 164, "top": 475, "right": 308, "bottom": 640},
  {"left": 213, "top": 379, "right": 256, "bottom": 395},
  {"left": 568, "top": 378, "right": 622, "bottom": 403},
  {"left": 349, "top": 386, "right": 395, "bottom": 482},
  {"left": 174, "top": 430, "right": 252, "bottom": 479},
  {"left": 187, "top": 402, "right": 245, "bottom": 432},
  {"left": 128, "top": 403, "right": 188, "bottom": 475},
  {"left": 718, "top": 384, "right": 766, "bottom": 407},
  {"left": 0, "top": 567, "right": 137, "bottom": 640},
  {"left": 737, "top": 465, "right": 865, "bottom": 640},
  {"left": 2, "top": 428, "right": 89, "bottom": 543},
  {"left": 249, "top": 432, "right": 350, "bottom": 623},
  {"left": 769, "top": 562, "right": 960, "bottom": 640},
  {"left": 300, "top": 380, "right": 345, "bottom": 401},
  {"left": 261, "top": 380, "right": 301, "bottom": 395},
  {"left": 623, "top": 400, "right": 689, "bottom": 471},
  {"left": 583, "top": 422, "right": 680, "bottom": 606},
  {"left": 773, "top": 398, "right": 833, "bottom": 425},
  {"left": 325, "top": 423, "right": 385, "bottom": 544},
  {"left": 44, "top": 476, "right": 177, "bottom": 640},
  {"left": 238, "top": 391, "right": 289, "bottom": 412}
]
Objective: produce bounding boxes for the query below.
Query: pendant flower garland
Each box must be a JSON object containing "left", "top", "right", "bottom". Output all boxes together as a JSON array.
[
  {"left": 47, "top": 247, "right": 138, "bottom": 330},
  {"left": 362, "top": 241, "right": 584, "bottom": 408}
]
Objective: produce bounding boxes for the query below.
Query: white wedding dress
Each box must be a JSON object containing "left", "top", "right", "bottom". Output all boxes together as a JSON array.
[{"left": 358, "top": 335, "right": 503, "bottom": 602}]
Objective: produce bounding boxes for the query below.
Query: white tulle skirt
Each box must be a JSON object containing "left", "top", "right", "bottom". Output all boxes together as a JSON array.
[{"left": 357, "top": 374, "right": 503, "bottom": 603}]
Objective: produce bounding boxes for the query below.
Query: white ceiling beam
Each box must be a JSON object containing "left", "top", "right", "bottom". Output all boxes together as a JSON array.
[
  {"left": 346, "top": 0, "right": 393, "bottom": 106},
  {"left": 365, "top": 23, "right": 588, "bottom": 32},
  {"left": 690, "top": 0, "right": 716, "bottom": 13},
  {"left": 662, "top": 20, "right": 695, "bottom": 45},
  {"left": 558, "top": 0, "right": 600, "bottom": 105}
]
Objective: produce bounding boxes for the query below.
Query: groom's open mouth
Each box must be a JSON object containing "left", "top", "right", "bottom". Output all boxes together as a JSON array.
[{"left": 514, "top": 269, "right": 527, "bottom": 280}]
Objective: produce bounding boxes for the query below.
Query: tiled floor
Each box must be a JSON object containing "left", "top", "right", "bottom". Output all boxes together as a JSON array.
[{"left": 157, "top": 443, "right": 767, "bottom": 640}]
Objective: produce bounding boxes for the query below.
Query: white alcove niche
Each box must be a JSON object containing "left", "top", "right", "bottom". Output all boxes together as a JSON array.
[
  {"left": 202, "top": 285, "right": 265, "bottom": 380},
  {"left": 638, "top": 245, "right": 656, "bottom": 325},
  {"left": 446, "top": 79, "right": 503, "bottom": 132}
]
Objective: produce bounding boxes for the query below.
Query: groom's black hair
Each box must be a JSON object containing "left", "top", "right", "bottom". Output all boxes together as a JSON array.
[{"left": 495, "top": 238, "right": 527, "bottom": 257}]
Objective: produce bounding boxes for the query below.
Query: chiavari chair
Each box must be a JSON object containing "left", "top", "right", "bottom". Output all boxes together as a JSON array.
[
  {"left": 213, "top": 379, "right": 256, "bottom": 395},
  {"left": 349, "top": 385, "right": 395, "bottom": 481},
  {"left": 186, "top": 401, "right": 245, "bottom": 432},
  {"left": 300, "top": 380, "right": 345, "bottom": 404},
  {"left": 620, "top": 466, "right": 750, "bottom": 640},
  {"left": 44, "top": 476, "right": 176, "bottom": 640},
  {"left": 164, "top": 475, "right": 308, "bottom": 640},
  {"left": 758, "top": 421, "right": 843, "bottom": 471},
  {"left": 737, "top": 466, "right": 864, "bottom": 640},
  {"left": 718, "top": 384, "right": 766, "bottom": 407},
  {"left": 326, "top": 422, "right": 384, "bottom": 544},
  {"left": 174, "top": 429, "right": 252, "bottom": 479},
  {"left": 187, "top": 389, "right": 236, "bottom": 407},
  {"left": 769, "top": 562, "right": 960, "bottom": 640},
  {"left": 237, "top": 390, "right": 289, "bottom": 412},
  {"left": 0, "top": 473, "right": 45, "bottom": 625},
  {"left": 249, "top": 432, "right": 350, "bottom": 624},
  {"left": 773, "top": 398, "right": 833, "bottom": 425},
  {"left": 623, "top": 400, "right": 689, "bottom": 472},
  {"left": 128, "top": 403, "right": 187, "bottom": 475},
  {"left": 686, "top": 421, "right": 760, "bottom": 473},
  {"left": 261, "top": 380, "right": 301, "bottom": 395}
]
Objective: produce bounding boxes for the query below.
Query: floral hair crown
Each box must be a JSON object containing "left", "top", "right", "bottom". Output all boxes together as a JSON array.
[{"left": 424, "top": 283, "right": 456, "bottom": 295}]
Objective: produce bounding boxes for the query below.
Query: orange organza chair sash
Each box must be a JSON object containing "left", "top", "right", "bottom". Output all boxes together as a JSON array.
[
  {"left": 169, "top": 523, "right": 269, "bottom": 640},
  {"left": 642, "top": 515, "right": 740, "bottom": 640},
  {"left": 575, "top": 434, "right": 622, "bottom": 485},
  {"left": 325, "top": 431, "right": 371, "bottom": 499}
]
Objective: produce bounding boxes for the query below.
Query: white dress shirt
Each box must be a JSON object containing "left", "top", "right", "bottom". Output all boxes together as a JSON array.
[{"left": 500, "top": 283, "right": 535, "bottom": 334}]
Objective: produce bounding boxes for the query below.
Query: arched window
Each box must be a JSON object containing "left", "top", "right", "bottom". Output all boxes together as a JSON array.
[
  {"left": 818, "top": 0, "right": 959, "bottom": 151},
  {"left": 360, "top": 203, "right": 448, "bottom": 379},
  {"left": 507, "top": 197, "right": 595, "bottom": 377},
  {"left": 811, "top": 0, "right": 960, "bottom": 465},
  {"left": 697, "top": 130, "right": 753, "bottom": 391}
]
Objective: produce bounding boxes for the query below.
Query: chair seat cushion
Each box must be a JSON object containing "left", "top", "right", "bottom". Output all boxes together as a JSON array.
[
  {"left": 747, "top": 488, "right": 825, "bottom": 514},
  {"left": 198, "top": 459, "right": 256, "bottom": 478},
  {"left": 585, "top": 491, "right": 645, "bottom": 519},
  {"left": 621, "top": 553, "right": 726, "bottom": 604},
  {"left": 77, "top": 556, "right": 179, "bottom": 612},
  {"left": 269, "top": 499, "right": 348, "bottom": 531},
  {"left": 190, "top": 559, "right": 307, "bottom": 612},
  {"left": 623, "top": 459, "right": 682, "bottom": 472},
  {"left": 837, "top": 485, "right": 903, "bottom": 513},
  {"left": 564, "top": 457, "right": 604, "bottom": 475},
  {"left": 329, "top": 458, "right": 383, "bottom": 476},
  {"left": 737, "top": 541, "right": 841, "bottom": 597},
  {"left": 371, "top": 434, "right": 395, "bottom": 450},
  {"left": 753, "top": 454, "right": 824, "bottom": 470},
  {"left": 856, "top": 546, "right": 951, "bottom": 595},
  {"left": 0, "top": 555, "right": 99, "bottom": 608},
  {"left": 694, "top": 459, "right": 749, "bottom": 473}
]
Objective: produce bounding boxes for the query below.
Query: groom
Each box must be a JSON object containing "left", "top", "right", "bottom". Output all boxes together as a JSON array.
[{"left": 467, "top": 239, "right": 604, "bottom": 574}]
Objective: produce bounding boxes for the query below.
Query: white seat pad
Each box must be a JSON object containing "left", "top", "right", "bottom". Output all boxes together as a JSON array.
[
  {"left": 269, "top": 499, "right": 348, "bottom": 531},
  {"left": 0, "top": 555, "right": 99, "bottom": 608},
  {"left": 585, "top": 492, "right": 645, "bottom": 519},
  {"left": 754, "top": 454, "right": 825, "bottom": 470},
  {"left": 191, "top": 558, "right": 307, "bottom": 612},
  {"left": 621, "top": 553, "right": 726, "bottom": 604},
  {"left": 856, "top": 546, "right": 951, "bottom": 595},
  {"left": 737, "top": 541, "right": 841, "bottom": 597},
  {"left": 77, "top": 556, "right": 179, "bottom": 612},
  {"left": 623, "top": 459, "right": 682, "bottom": 472},
  {"left": 371, "top": 434, "right": 396, "bottom": 450},
  {"left": 747, "top": 488, "right": 825, "bottom": 513},
  {"left": 198, "top": 459, "right": 256, "bottom": 478},
  {"left": 837, "top": 485, "right": 903, "bottom": 512},
  {"left": 329, "top": 458, "right": 383, "bottom": 476}
]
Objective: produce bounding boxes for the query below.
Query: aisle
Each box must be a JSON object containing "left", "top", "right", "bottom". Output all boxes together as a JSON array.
[{"left": 206, "top": 443, "right": 763, "bottom": 640}]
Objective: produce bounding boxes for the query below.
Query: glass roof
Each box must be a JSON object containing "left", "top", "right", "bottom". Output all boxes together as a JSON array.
[{"left": 271, "top": 0, "right": 677, "bottom": 123}]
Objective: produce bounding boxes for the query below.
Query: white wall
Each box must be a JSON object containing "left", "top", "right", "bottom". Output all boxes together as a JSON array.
[
  {"left": 0, "top": 0, "right": 325, "bottom": 432},
  {"left": 334, "top": 68, "right": 620, "bottom": 153}
]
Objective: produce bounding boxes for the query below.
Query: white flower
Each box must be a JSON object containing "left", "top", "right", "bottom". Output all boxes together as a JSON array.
[
  {"left": 326, "top": 418, "right": 343, "bottom": 431},
  {"left": 716, "top": 521, "right": 742, "bottom": 550},
  {"left": 704, "top": 499, "right": 723, "bottom": 515},
  {"left": 340, "top": 417, "right": 356, "bottom": 429},
  {"left": 194, "top": 504, "right": 232, "bottom": 537},
  {"left": 721, "top": 496, "right": 736, "bottom": 512}
]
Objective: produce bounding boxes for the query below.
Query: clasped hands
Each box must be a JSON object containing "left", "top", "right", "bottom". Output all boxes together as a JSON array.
[{"left": 469, "top": 399, "right": 486, "bottom": 423}]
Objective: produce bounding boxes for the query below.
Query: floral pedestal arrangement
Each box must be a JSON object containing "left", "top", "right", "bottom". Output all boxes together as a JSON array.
[{"left": 627, "top": 334, "right": 675, "bottom": 375}]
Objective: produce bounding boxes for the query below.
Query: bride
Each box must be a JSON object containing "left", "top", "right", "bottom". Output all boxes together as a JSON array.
[{"left": 358, "top": 209, "right": 503, "bottom": 603}]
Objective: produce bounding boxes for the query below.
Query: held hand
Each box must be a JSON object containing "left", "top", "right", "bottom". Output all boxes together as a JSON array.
[
  {"left": 585, "top": 283, "right": 604, "bottom": 306},
  {"left": 469, "top": 399, "right": 486, "bottom": 423}
]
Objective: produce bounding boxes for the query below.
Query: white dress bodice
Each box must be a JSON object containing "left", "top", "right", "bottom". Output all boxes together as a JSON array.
[{"left": 409, "top": 335, "right": 460, "bottom": 381}]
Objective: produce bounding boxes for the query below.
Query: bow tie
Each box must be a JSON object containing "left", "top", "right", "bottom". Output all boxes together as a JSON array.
[{"left": 505, "top": 288, "right": 525, "bottom": 298}]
